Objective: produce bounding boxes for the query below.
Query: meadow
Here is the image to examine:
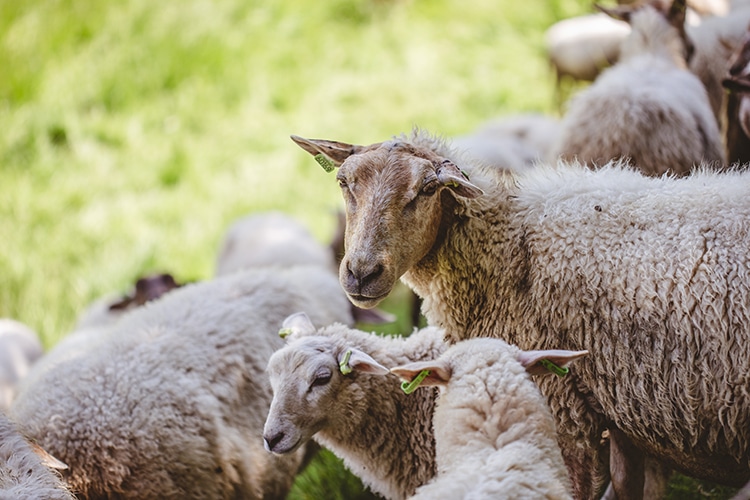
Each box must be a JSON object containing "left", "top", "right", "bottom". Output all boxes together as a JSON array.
[{"left": 0, "top": 0, "right": 738, "bottom": 497}]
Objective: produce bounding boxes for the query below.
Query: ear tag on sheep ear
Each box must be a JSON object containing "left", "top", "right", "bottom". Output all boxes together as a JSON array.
[
  {"left": 539, "top": 359, "right": 569, "bottom": 377},
  {"left": 401, "top": 369, "right": 431, "bottom": 394},
  {"left": 339, "top": 349, "right": 353, "bottom": 375},
  {"left": 314, "top": 154, "right": 336, "bottom": 173},
  {"left": 278, "top": 327, "right": 292, "bottom": 339}
]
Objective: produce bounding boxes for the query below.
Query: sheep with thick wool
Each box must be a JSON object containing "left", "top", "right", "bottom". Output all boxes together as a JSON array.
[
  {"left": 392, "top": 338, "right": 586, "bottom": 500},
  {"left": 0, "top": 413, "right": 74, "bottom": 500},
  {"left": 293, "top": 129, "right": 750, "bottom": 499},
  {"left": 552, "top": 0, "right": 726, "bottom": 176},
  {"left": 10, "top": 266, "right": 354, "bottom": 499},
  {"left": 263, "top": 312, "right": 447, "bottom": 500}
]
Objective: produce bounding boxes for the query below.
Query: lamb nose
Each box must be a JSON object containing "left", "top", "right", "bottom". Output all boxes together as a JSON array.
[{"left": 263, "top": 432, "right": 284, "bottom": 452}]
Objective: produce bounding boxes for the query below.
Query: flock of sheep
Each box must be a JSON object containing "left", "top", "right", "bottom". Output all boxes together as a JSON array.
[{"left": 3, "top": 0, "right": 750, "bottom": 498}]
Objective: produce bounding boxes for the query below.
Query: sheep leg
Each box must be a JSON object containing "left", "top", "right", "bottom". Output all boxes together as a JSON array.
[
  {"left": 609, "top": 428, "right": 645, "bottom": 500},
  {"left": 600, "top": 457, "right": 671, "bottom": 500}
]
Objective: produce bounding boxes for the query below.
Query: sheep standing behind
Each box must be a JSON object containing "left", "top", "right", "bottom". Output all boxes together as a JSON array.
[
  {"left": 551, "top": 0, "right": 726, "bottom": 175},
  {"left": 0, "top": 413, "right": 74, "bottom": 500},
  {"left": 293, "top": 130, "right": 750, "bottom": 499},
  {"left": 0, "top": 319, "right": 43, "bottom": 412},
  {"left": 450, "top": 114, "right": 562, "bottom": 172},
  {"left": 391, "top": 338, "right": 587, "bottom": 500},
  {"left": 11, "top": 266, "right": 354, "bottom": 499},
  {"left": 263, "top": 312, "right": 447, "bottom": 500}
]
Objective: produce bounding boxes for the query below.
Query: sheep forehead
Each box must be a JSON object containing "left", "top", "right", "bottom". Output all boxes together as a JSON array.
[
  {"left": 268, "top": 336, "right": 337, "bottom": 384},
  {"left": 444, "top": 338, "right": 520, "bottom": 376},
  {"left": 340, "top": 142, "right": 438, "bottom": 196}
]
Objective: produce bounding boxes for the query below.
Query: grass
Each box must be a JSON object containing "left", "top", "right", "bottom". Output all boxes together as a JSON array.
[{"left": 0, "top": 0, "right": 739, "bottom": 498}]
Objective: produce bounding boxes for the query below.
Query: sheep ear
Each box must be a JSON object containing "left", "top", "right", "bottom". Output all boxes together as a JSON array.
[
  {"left": 594, "top": 3, "right": 631, "bottom": 23},
  {"left": 518, "top": 349, "right": 589, "bottom": 377},
  {"left": 390, "top": 359, "right": 451, "bottom": 387},
  {"left": 290, "top": 135, "right": 368, "bottom": 171},
  {"left": 28, "top": 442, "right": 68, "bottom": 470},
  {"left": 338, "top": 348, "right": 390, "bottom": 375},
  {"left": 435, "top": 160, "right": 483, "bottom": 199},
  {"left": 278, "top": 312, "right": 316, "bottom": 339}
]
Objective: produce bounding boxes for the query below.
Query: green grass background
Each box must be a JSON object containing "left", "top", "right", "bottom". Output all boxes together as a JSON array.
[{"left": 0, "top": 0, "right": 739, "bottom": 498}]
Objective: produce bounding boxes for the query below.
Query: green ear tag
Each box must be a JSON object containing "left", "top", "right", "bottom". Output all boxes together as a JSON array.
[
  {"left": 278, "top": 327, "right": 292, "bottom": 339},
  {"left": 540, "top": 359, "right": 569, "bottom": 377},
  {"left": 314, "top": 154, "right": 336, "bottom": 173},
  {"left": 339, "top": 350, "right": 353, "bottom": 375},
  {"left": 400, "top": 369, "right": 430, "bottom": 394}
]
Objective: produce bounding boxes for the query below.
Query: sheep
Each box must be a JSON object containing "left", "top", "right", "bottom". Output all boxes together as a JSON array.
[
  {"left": 74, "top": 272, "right": 183, "bottom": 330},
  {"left": 10, "top": 266, "right": 355, "bottom": 499},
  {"left": 263, "top": 312, "right": 447, "bottom": 500},
  {"left": 390, "top": 338, "right": 587, "bottom": 500},
  {"left": 551, "top": 0, "right": 727, "bottom": 176},
  {"left": 451, "top": 113, "right": 562, "bottom": 172},
  {"left": 0, "top": 413, "right": 74, "bottom": 500},
  {"left": 214, "top": 211, "right": 396, "bottom": 326},
  {"left": 687, "top": 4, "right": 750, "bottom": 129},
  {"left": 723, "top": 30, "right": 750, "bottom": 165},
  {"left": 292, "top": 129, "right": 750, "bottom": 499},
  {"left": 0, "top": 319, "right": 44, "bottom": 412}
]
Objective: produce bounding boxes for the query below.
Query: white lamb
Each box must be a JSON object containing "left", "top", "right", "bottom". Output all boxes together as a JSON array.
[
  {"left": 0, "top": 319, "right": 44, "bottom": 412},
  {"left": 551, "top": 0, "right": 727, "bottom": 176},
  {"left": 10, "top": 266, "right": 354, "bottom": 499},
  {"left": 292, "top": 130, "right": 750, "bottom": 499},
  {"left": 263, "top": 312, "right": 447, "bottom": 500},
  {"left": 391, "top": 338, "right": 587, "bottom": 500},
  {"left": 0, "top": 413, "right": 73, "bottom": 500}
]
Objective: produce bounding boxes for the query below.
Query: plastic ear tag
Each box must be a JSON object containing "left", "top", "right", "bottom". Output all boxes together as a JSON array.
[
  {"left": 400, "top": 369, "right": 430, "bottom": 394},
  {"left": 540, "top": 359, "right": 569, "bottom": 377},
  {"left": 314, "top": 154, "right": 336, "bottom": 173},
  {"left": 278, "top": 328, "right": 292, "bottom": 339},
  {"left": 339, "top": 349, "right": 353, "bottom": 375}
]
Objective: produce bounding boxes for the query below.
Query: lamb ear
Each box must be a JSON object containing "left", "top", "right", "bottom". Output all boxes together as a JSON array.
[
  {"left": 290, "top": 135, "right": 368, "bottom": 170},
  {"left": 435, "top": 160, "right": 483, "bottom": 199},
  {"left": 390, "top": 359, "right": 452, "bottom": 387},
  {"left": 338, "top": 348, "right": 390, "bottom": 375},
  {"left": 278, "top": 312, "right": 316, "bottom": 340},
  {"left": 518, "top": 349, "right": 589, "bottom": 377}
]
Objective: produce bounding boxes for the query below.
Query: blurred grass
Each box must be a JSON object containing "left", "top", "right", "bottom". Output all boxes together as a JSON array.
[{"left": 0, "top": 0, "right": 738, "bottom": 498}]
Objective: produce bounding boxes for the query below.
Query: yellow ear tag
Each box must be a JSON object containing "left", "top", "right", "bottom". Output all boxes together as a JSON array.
[
  {"left": 400, "top": 369, "right": 431, "bottom": 394},
  {"left": 314, "top": 154, "right": 336, "bottom": 173}
]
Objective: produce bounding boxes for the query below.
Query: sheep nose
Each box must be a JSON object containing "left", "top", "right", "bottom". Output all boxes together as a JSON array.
[
  {"left": 263, "top": 432, "right": 284, "bottom": 453},
  {"left": 346, "top": 261, "right": 384, "bottom": 291}
]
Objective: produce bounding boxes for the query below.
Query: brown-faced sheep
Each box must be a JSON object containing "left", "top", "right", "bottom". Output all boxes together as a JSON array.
[{"left": 293, "top": 130, "right": 750, "bottom": 500}]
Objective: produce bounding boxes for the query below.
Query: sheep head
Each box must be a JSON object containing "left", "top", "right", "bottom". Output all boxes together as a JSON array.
[
  {"left": 263, "top": 313, "right": 389, "bottom": 455},
  {"left": 292, "top": 134, "right": 482, "bottom": 309}
]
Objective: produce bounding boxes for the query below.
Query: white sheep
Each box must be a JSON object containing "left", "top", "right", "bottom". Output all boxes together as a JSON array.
[
  {"left": 551, "top": 0, "right": 727, "bottom": 176},
  {"left": 292, "top": 129, "right": 750, "bottom": 499},
  {"left": 451, "top": 113, "right": 562, "bottom": 172},
  {"left": 687, "top": 3, "right": 750, "bottom": 128},
  {"left": 0, "top": 319, "right": 44, "bottom": 412},
  {"left": 214, "top": 211, "right": 396, "bottom": 325},
  {"left": 391, "top": 338, "right": 587, "bottom": 500},
  {"left": 263, "top": 312, "right": 447, "bottom": 500},
  {"left": 11, "top": 266, "right": 354, "bottom": 499},
  {"left": 0, "top": 413, "right": 74, "bottom": 500},
  {"left": 215, "top": 211, "right": 336, "bottom": 276}
]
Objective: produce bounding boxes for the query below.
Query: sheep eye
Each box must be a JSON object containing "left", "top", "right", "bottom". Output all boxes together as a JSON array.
[
  {"left": 310, "top": 372, "right": 332, "bottom": 389},
  {"left": 421, "top": 181, "right": 439, "bottom": 196},
  {"left": 337, "top": 178, "right": 348, "bottom": 189}
]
